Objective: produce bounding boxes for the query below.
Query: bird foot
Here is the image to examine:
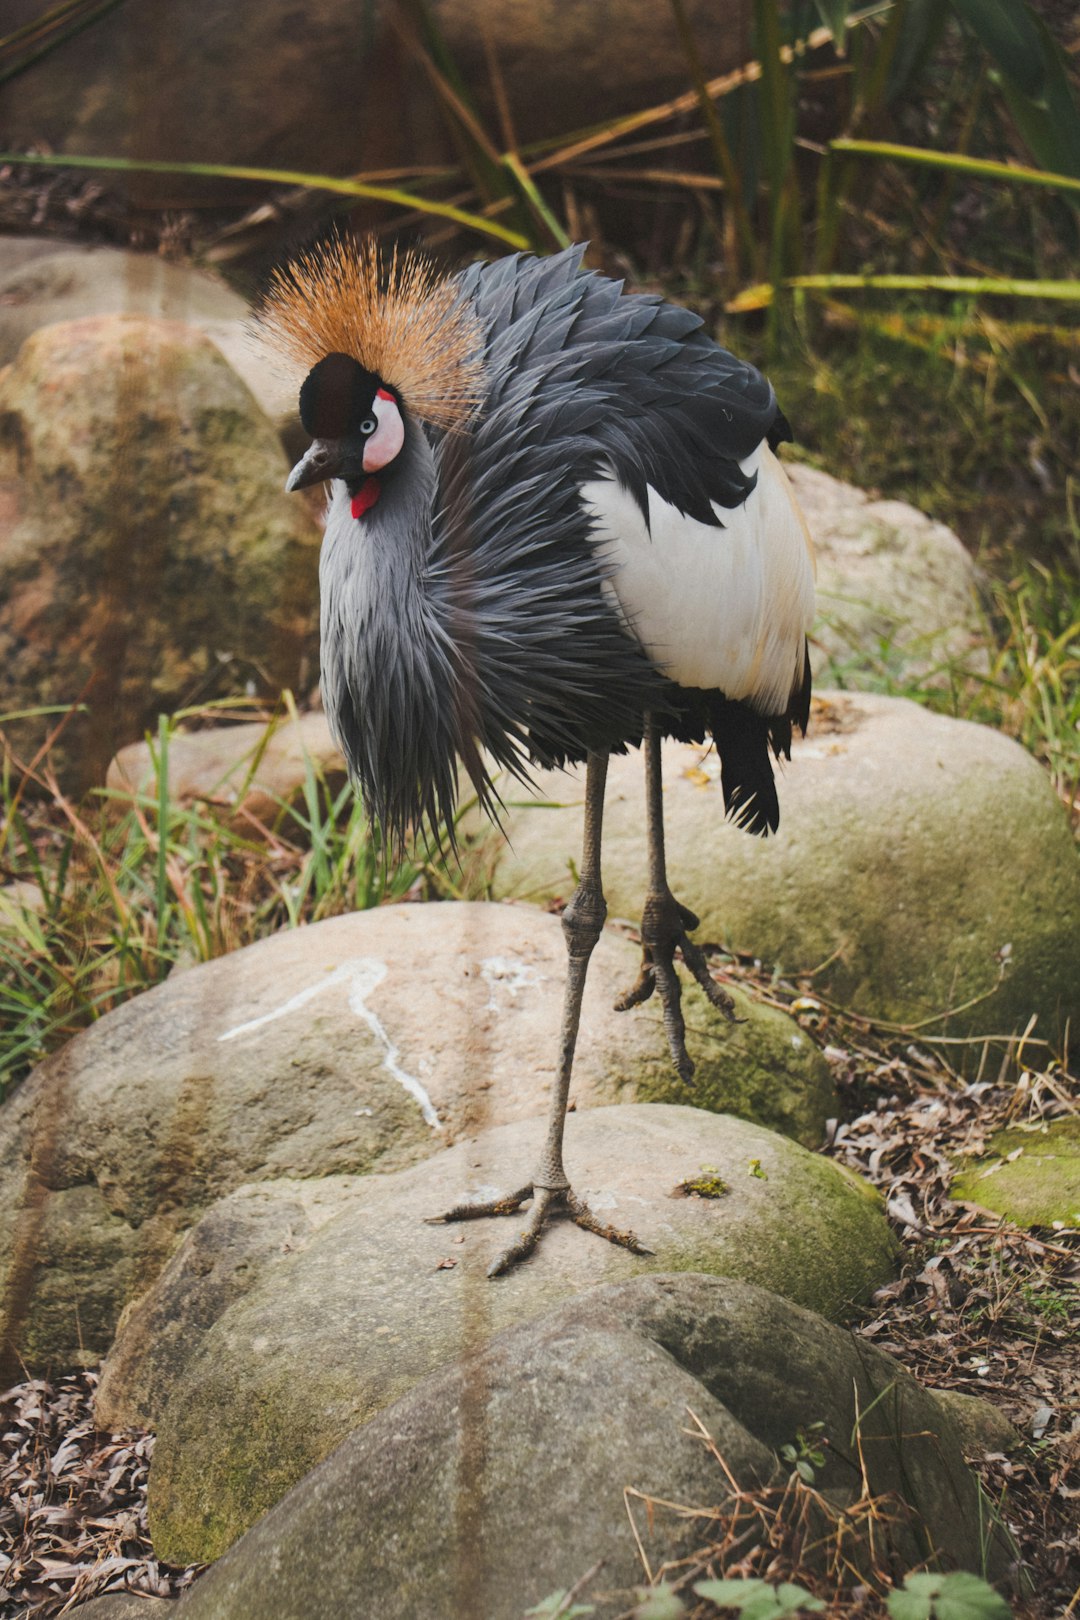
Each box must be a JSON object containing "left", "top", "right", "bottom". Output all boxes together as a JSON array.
[
  {"left": 614, "top": 888, "right": 740, "bottom": 1082},
  {"left": 427, "top": 1183, "right": 652, "bottom": 1278}
]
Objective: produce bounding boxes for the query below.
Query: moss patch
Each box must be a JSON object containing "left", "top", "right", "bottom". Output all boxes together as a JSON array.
[{"left": 951, "top": 1119, "right": 1080, "bottom": 1228}]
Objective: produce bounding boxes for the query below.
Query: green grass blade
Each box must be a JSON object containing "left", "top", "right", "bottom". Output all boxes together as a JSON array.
[
  {"left": 733, "top": 274, "right": 1080, "bottom": 305},
  {"left": 810, "top": 0, "right": 850, "bottom": 53},
  {"left": 0, "top": 151, "right": 532, "bottom": 248},
  {"left": 0, "top": 0, "right": 129, "bottom": 87},
  {"left": 502, "top": 152, "right": 570, "bottom": 249},
  {"left": 830, "top": 138, "right": 1080, "bottom": 196},
  {"left": 0, "top": 0, "right": 91, "bottom": 53},
  {"left": 796, "top": 274, "right": 1080, "bottom": 297},
  {"left": 154, "top": 715, "right": 170, "bottom": 961}
]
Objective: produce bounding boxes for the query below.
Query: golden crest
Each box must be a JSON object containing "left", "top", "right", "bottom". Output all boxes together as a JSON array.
[{"left": 256, "top": 234, "right": 486, "bottom": 432}]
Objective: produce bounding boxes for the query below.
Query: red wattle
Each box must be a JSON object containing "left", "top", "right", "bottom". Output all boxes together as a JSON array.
[{"left": 351, "top": 480, "right": 381, "bottom": 520}]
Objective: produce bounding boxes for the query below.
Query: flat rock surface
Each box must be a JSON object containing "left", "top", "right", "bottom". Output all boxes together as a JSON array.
[
  {"left": 68, "top": 1598, "right": 171, "bottom": 1620},
  {"left": 107, "top": 710, "right": 347, "bottom": 828},
  {"left": 484, "top": 691, "right": 1080, "bottom": 1055},
  {"left": 0, "top": 240, "right": 296, "bottom": 434},
  {"left": 123, "top": 1103, "right": 897, "bottom": 1563},
  {"left": 788, "top": 463, "right": 984, "bottom": 685},
  {"left": 951, "top": 1118, "right": 1080, "bottom": 1228},
  {"left": 0, "top": 904, "right": 834, "bottom": 1381},
  {"left": 124, "top": 1276, "right": 1006, "bottom": 1614}
]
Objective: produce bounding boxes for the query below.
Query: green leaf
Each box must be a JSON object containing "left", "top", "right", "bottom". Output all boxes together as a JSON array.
[
  {"left": 781, "top": 272, "right": 1080, "bottom": 300},
  {"left": 737, "top": 1598, "right": 784, "bottom": 1620},
  {"left": 886, "top": 1591, "right": 934, "bottom": 1620},
  {"left": 948, "top": 0, "right": 1046, "bottom": 99},
  {"left": 775, "top": 1587, "right": 825, "bottom": 1616},
  {"left": 886, "top": 0, "right": 948, "bottom": 105},
  {"left": 933, "top": 1572, "right": 1013, "bottom": 1620},
  {"left": 524, "top": 1592, "right": 595, "bottom": 1620},
  {"left": 887, "top": 1573, "right": 1012, "bottom": 1620},
  {"left": 695, "top": 1579, "right": 773, "bottom": 1605},
  {"left": 633, "top": 1585, "right": 686, "bottom": 1620}
]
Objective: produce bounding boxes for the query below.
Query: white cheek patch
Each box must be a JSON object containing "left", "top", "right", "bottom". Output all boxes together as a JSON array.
[{"left": 363, "top": 390, "right": 405, "bottom": 472}]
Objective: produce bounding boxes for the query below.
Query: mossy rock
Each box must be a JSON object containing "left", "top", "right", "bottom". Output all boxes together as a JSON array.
[
  {"left": 119, "top": 1104, "right": 897, "bottom": 1564},
  {"left": 483, "top": 692, "right": 1080, "bottom": 1059},
  {"left": 951, "top": 1118, "right": 1080, "bottom": 1228}
]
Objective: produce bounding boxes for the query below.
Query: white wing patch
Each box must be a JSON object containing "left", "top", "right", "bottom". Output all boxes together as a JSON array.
[{"left": 580, "top": 443, "right": 815, "bottom": 709}]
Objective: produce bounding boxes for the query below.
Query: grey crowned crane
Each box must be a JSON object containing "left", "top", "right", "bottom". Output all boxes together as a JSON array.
[{"left": 259, "top": 239, "right": 815, "bottom": 1276}]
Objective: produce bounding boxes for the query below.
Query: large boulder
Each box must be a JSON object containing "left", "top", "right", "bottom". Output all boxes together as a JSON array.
[
  {"left": 0, "top": 903, "right": 835, "bottom": 1381},
  {"left": 103, "top": 1276, "right": 1006, "bottom": 1612},
  {"left": 0, "top": 239, "right": 295, "bottom": 437},
  {"left": 2, "top": 1, "right": 754, "bottom": 208},
  {"left": 0, "top": 315, "right": 320, "bottom": 791},
  {"left": 118, "top": 1105, "right": 896, "bottom": 1562},
  {"left": 484, "top": 692, "right": 1080, "bottom": 1057},
  {"left": 787, "top": 462, "right": 985, "bottom": 686}
]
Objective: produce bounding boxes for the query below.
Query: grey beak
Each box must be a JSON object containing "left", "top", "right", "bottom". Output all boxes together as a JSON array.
[{"left": 285, "top": 438, "right": 344, "bottom": 493}]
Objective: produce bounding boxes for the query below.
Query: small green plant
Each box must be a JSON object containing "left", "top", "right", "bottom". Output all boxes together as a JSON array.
[
  {"left": 885, "top": 1570, "right": 1012, "bottom": 1620},
  {"left": 694, "top": 1577, "right": 824, "bottom": 1618},
  {"left": 676, "top": 1165, "right": 730, "bottom": 1198},
  {"left": 631, "top": 1585, "right": 685, "bottom": 1620},
  {"left": 779, "top": 1420, "right": 828, "bottom": 1485},
  {"left": 524, "top": 1591, "right": 594, "bottom": 1620},
  {"left": 1018, "top": 1281, "right": 1070, "bottom": 1324}
]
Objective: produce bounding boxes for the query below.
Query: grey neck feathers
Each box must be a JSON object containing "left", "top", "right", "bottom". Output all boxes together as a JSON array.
[{"left": 318, "top": 419, "right": 463, "bottom": 844}]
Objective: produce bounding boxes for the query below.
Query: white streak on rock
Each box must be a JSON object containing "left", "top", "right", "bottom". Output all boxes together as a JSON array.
[
  {"left": 480, "top": 954, "right": 541, "bottom": 1010},
  {"left": 218, "top": 957, "right": 441, "bottom": 1130}
]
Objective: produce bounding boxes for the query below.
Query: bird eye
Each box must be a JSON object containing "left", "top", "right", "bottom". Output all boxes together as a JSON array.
[{"left": 360, "top": 416, "right": 377, "bottom": 435}]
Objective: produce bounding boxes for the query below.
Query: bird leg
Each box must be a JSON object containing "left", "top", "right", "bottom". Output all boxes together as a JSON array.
[
  {"left": 615, "top": 714, "right": 739, "bottom": 1083},
  {"left": 430, "top": 750, "right": 652, "bottom": 1277}
]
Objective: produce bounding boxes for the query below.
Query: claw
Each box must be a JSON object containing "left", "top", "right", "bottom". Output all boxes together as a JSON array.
[
  {"left": 425, "top": 1185, "right": 533, "bottom": 1224},
  {"left": 615, "top": 887, "right": 740, "bottom": 1081},
  {"left": 613, "top": 964, "right": 655, "bottom": 1011},
  {"left": 432, "top": 1182, "right": 652, "bottom": 1277}
]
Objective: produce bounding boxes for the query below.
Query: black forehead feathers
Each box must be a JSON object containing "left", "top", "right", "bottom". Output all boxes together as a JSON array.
[{"left": 298, "top": 352, "right": 382, "bottom": 439}]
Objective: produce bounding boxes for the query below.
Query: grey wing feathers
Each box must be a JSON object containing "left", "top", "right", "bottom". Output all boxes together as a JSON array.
[{"left": 456, "top": 246, "right": 781, "bottom": 525}]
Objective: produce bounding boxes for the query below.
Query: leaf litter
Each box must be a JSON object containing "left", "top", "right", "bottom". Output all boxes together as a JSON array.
[{"left": 0, "top": 1369, "right": 198, "bottom": 1617}]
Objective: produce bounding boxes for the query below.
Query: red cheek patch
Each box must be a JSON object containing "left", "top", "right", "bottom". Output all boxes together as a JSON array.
[
  {"left": 376, "top": 388, "right": 395, "bottom": 402},
  {"left": 351, "top": 479, "right": 381, "bottom": 520}
]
